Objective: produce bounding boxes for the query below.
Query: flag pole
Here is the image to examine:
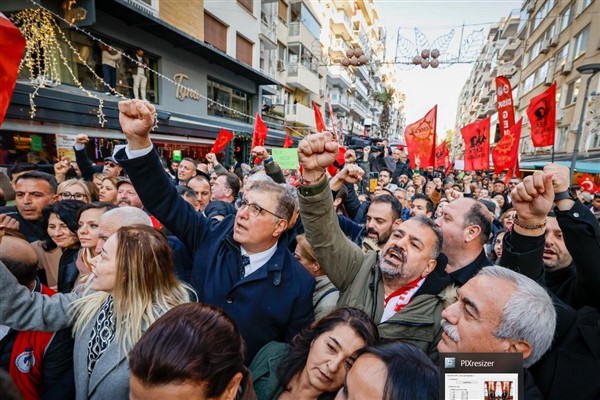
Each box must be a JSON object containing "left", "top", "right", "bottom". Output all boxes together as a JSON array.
[{"left": 551, "top": 143, "right": 555, "bottom": 163}]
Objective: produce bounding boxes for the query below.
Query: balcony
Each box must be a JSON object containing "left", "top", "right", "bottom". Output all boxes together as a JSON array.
[
  {"left": 355, "top": 64, "right": 370, "bottom": 81},
  {"left": 329, "top": 37, "right": 349, "bottom": 60},
  {"left": 327, "top": 65, "right": 353, "bottom": 88},
  {"left": 260, "top": 20, "right": 277, "bottom": 49},
  {"left": 329, "top": 92, "right": 350, "bottom": 112},
  {"left": 353, "top": 79, "right": 369, "bottom": 100},
  {"left": 289, "top": 22, "right": 320, "bottom": 51},
  {"left": 286, "top": 62, "right": 320, "bottom": 94},
  {"left": 350, "top": 98, "right": 368, "bottom": 118},
  {"left": 285, "top": 103, "right": 316, "bottom": 127},
  {"left": 499, "top": 10, "right": 520, "bottom": 39},
  {"left": 331, "top": 10, "right": 353, "bottom": 41},
  {"left": 499, "top": 38, "right": 520, "bottom": 61}
]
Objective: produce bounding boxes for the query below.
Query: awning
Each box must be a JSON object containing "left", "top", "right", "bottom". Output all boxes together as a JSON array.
[{"left": 519, "top": 160, "right": 600, "bottom": 174}]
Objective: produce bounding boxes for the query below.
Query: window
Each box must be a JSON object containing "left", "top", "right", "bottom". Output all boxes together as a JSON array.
[
  {"left": 536, "top": 61, "right": 549, "bottom": 86},
  {"left": 236, "top": 34, "right": 253, "bottom": 66},
  {"left": 533, "top": 0, "right": 556, "bottom": 31},
  {"left": 237, "top": 0, "right": 253, "bottom": 13},
  {"left": 207, "top": 78, "right": 251, "bottom": 123},
  {"left": 204, "top": 13, "right": 227, "bottom": 52},
  {"left": 278, "top": 0, "right": 288, "bottom": 23},
  {"left": 565, "top": 78, "right": 581, "bottom": 105},
  {"left": 570, "top": 25, "right": 589, "bottom": 60},
  {"left": 556, "top": 43, "right": 569, "bottom": 66},
  {"left": 560, "top": 3, "right": 575, "bottom": 32},
  {"left": 524, "top": 73, "right": 535, "bottom": 93}
]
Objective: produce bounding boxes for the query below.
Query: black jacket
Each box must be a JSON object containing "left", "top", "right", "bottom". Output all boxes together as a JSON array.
[{"left": 0, "top": 206, "right": 45, "bottom": 242}]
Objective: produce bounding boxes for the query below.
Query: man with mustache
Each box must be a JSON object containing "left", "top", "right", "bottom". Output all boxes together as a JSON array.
[{"left": 298, "top": 132, "right": 452, "bottom": 359}]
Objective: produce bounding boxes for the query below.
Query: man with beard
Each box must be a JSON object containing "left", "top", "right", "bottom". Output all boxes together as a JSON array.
[
  {"left": 116, "top": 178, "right": 144, "bottom": 208},
  {"left": 298, "top": 132, "right": 452, "bottom": 359}
]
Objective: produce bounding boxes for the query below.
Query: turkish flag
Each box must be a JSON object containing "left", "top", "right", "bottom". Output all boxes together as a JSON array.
[
  {"left": 492, "top": 118, "right": 522, "bottom": 175},
  {"left": 461, "top": 117, "right": 490, "bottom": 171},
  {"left": 211, "top": 128, "right": 234, "bottom": 153},
  {"left": 283, "top": 132, "right": 294, "bottom": 148},
  {"left": 405, "top": 105, "right": 437, "bottom": 168},
  {"left": 434, "top": 141, "right": 449, "bottom": 170},
  {"left": 527, "top": 82, "right": 556, "bottom": 147},
  {"left": 313, "top": 101, "right": 327, "bottom": 133},
  {"left": 0, "top": 13, "right": 26, "bottom": 127},
  {"left": 252, "top": 112, "right": 268, "bottom": 149}
]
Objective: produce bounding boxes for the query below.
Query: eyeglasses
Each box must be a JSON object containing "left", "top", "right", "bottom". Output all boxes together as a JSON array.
[
  {"left": 508, "top": 181, "right": 519, "bottom": 186},
  {"left": 239, "top": 199, "right": 285, "bottom": 220},
  {"left": 105, "top": 162, "right": 118, "bottom": 168},
  {"left": 60, "top": 192, "right": 88, "bottom": 201}
]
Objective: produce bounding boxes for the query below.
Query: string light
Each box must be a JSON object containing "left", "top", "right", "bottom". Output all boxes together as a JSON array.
[{"left": 21, "top": 0, "right": 310, "bottom": 138}]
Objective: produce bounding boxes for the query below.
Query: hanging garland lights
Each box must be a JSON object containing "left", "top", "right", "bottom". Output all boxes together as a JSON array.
[{"left": 14, "top": 0, "right": 311, "bottom": 138}]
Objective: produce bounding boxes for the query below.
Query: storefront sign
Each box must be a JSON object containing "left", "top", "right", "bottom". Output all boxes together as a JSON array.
[
  {"left": 271, "top": 148, "right": 298, "bottom": 170},
  {"left": 56, "top": 134, "right": 76, "bottom": 160},
  {"left": 174, "top": 73, "right": 201, "bottom": 102},
  {"left": 30, "top": 135, "right": 43, "bottom": 151}
]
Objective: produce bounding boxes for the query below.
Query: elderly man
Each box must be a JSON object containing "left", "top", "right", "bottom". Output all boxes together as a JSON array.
[
  {"left": 438, "top": 266, "right": 555, "bottom": 398},
  {"left": 298, "top": 132, "right": 451, "bottom": 359},
  {"left": 73, "top": 134, "right": 123, "bottom": 180},
  {"left": 116, "top": 178, "right": 144, "bottom": 209},
  {"left": 0, "top": 171, "right": 56, "bottom": 242},
  {"left": 114, "top": 100, "right": 314, "bottom": 362}
]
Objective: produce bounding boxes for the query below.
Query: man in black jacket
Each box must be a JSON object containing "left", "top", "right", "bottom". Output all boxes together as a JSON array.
[{"left": 391, "top": 147, "right": 413, "bottom": 183}]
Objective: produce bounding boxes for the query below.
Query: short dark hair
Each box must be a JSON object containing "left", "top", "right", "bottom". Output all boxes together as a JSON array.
[
  {"left": 15, "top": 171, "right": 58, "bottom": 193},
  {"left": 181, "top": 157, "right": 198, "bottom": 168},
  {"left": 411, "top": 214, "right": 443, "bottom": 259},
  {"left": 76, "top": 202, "right": 117, "bottom": 222},
  {"left": 379, "top": 167, "right": 392, "bottom": 178},
  {"left": 278, "top": 307, "right": 379, "bottom": 395},
  {"left": 353, "top": 342, "right": 438, "bottom": 400},
  {"left": 2, "top": 256, "right": 37, "bottom": 286},
  {"left": 222, "top": 172, "right": 241, "bottom": 198},
  {"left": 129, "top": 303, "right": 254, "bottom": 400},
  {"left": 175, "top": 185, "right": 198, "bottom": 201},
  {"left": 8, "top": 162, "right": 38, "bottom": 180},
  {"left": 370, "top": 194, "right": 402, "bottom": 221},
  {"left": 412, "top": 193, "right": 434, "bottom": 214},
  {"left": 463, "top": 201, "right": 492, "bottom": 245},
  {"left": 41, "top": 200, "right": 86, "bottom": 251}
]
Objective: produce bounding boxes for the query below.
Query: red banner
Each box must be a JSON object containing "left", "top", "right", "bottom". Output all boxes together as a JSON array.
[
  {"left": 283, "top": 132, "right": 293, "bottom": 148},
  {"left": 313, "top": 101, "right": 327, "bottom": 133},
  {"left": 252, "top": 112, "right": 268, "bottom": 149},
  {"left": 0, "top": 13, "right": 26, "bottom": 127},
  {"left": 495, "top": 76, "right": 515, "bottom": 139},
  {"left": 434, "top": 141, "right": 450, "bottom": 170},
  {"left": 492, "top": 118, "right": 522, "bottom": 175},
  {"left": 527, "top": 82, "right": 556, "bottom": 147},
  {"left": 404, "top": 105, "right": 437, "bottom": 169},
  {"left": 461, "top": 117, "right": 490, "bottom": 171},
  {"left": 210, "top": 128, "right": 234, "bottom": 153}
]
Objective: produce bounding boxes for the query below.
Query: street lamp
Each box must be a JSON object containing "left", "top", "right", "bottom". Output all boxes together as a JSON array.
[{"left": 570, "top": 63, "right": 600, "bottom": 183}]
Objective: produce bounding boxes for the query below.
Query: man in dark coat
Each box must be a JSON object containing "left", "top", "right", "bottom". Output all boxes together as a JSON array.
[{"left": 114, "top": 100, "right": 315, "bottom": 362}]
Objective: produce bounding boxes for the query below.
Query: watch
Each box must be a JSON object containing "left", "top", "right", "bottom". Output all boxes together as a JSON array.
[{"left": 554, "top": 187, "right": 577, "bottom": 201}]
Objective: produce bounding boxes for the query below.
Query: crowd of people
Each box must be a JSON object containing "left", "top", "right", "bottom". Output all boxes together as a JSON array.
[{"left": 0, "top": 98, "right": 599, "bottom": 399}]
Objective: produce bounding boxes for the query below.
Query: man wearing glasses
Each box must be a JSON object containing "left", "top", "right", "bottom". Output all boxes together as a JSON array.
[
  {"left": 114, "top": 100, "right": 315, "bottom": 363},
  {"left": 73, "top": 134, "right": 123, "bottom": 181}
]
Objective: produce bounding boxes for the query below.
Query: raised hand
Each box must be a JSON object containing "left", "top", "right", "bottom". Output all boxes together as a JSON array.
[
  {"left": 0, "top": 214, "right": 20, "bottom": 231},
  {"left": 205, "top": 153, "right": 218, "bottom": 166},
  {"left": 543, "top": 163, "right": 570, "bottom": 194},
  {"left": 75, "top": 134, "right": 89, "bottom": 145},
  {"left": 329, "top": 164, "right": 364, "bottom": 191},
  {"left": 298, "top": 132, "right": 338, "bottom": 182},
  {"left": 251, "top": 146, "right": 269, "bottom": 161},
  {"left": 511, "top": 171, "right": 554, "bottom": 224},
  {"left": 118, "top": 100, "right": 156, "bottom": 150}
]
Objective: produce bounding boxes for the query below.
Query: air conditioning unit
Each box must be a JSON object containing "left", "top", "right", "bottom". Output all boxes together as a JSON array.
[
  {"left": 540, "top": 39, "right": 550, "bottom": 54},
  {"left": 549, "top": 34, "right": 559, "bottom": 47},
  {"left": 544, "top": 73, "right": 554, "bottom": 86},
  {"left": 276, "top": 59, "right": 285, "bottom": 72},
  {"left": 527, "top": 2, "right": 536, "bottom": 13},
  {"left": 561, "top": 61, "right": 573, "bottom": 75}
]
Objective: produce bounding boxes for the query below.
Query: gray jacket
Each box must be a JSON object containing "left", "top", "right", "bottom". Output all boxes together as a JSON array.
[{"left": 0, "top": 261, "right": 130, "bottom": 399}]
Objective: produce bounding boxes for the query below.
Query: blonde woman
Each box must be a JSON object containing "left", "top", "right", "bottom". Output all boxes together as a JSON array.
[
  {"left": 98, "top": 176, "right": 118, "bottom": 205},
  {"left": 0, "top": 225, "right": 192, "bottom": 399},
  {"left": 56, "top": 178, "right": 92, "bottom": 204}
]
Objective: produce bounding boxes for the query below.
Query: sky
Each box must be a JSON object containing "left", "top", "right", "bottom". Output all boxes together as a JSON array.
[{"left": 375, "top": 0, "right": 521, "bottom": 139}]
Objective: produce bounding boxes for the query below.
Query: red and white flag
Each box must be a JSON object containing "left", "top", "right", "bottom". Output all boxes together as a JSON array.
[
  {"left": 0, "top": 12, "right": 26, "bottom": 127},
  {"left": 461, "top": 117, "right": 490, "bottom": 171}
]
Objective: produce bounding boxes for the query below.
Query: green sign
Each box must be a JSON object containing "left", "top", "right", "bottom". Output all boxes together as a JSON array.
[
  {"left": 271, "top": 148, "right": 299, "bottom": 170},
  {"left": 30, "top": 135, "right": 43, "bottom": 151},
  {"left": 172, "top": 150, "right": 182, "bottom": 161}
]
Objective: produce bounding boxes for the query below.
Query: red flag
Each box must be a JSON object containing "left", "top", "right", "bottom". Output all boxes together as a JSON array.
[
  {"left": 252, "top": 112, "right": 268, "bottom": 149},
  {"left": 211, "top": 128, "right": 234, "bottom": 153},
  {"left": 327, "top": 94, "right": 339, "bottom": 142},
  {"left": 283, "top": 132, "right": 293, "bottom": 148},
  {"left": 461, "top": 117, "right": 490, "bottom": 171},
  {"left": 327, "top": 146, "right": 346, "bottom": 177},
  {"left": 495, "top": 76, "right": 516, "bottom": 139},
  {"left": 0, "top": 13, "right": 26, "bottom": 127},
  {"left": 527, "top": 82, "right": 556, "bottom": 147},
  {"left": 434, "top": 141, "right": 449, "bottom": 170},
  {"left": 404, "top": 105, "right": 437, "bottom": 169},
  {"left": 313, "top": 101, "right": 327, "bottom": 133},
  {"left": 492, "top": 118, "right": 522, "bottom": 175}
]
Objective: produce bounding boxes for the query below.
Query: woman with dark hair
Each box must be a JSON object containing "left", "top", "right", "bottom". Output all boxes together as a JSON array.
[
  {"left": 338, "top": 342, "right": 439, "bottom": 400},
  {"left": 129, "top": 303, "right": 255, "bottom": 400},
  {"left": 251, "top": 307, "right": 379, "bottom": 400},
  {"left": 76, "top": 202, "right": 116, "bottom": 284},
  {"left": 32, "top": 200, "right": 86, "bottom": 293}
]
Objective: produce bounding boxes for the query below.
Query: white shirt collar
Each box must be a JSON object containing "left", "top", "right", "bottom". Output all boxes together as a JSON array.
[{"left": 241, "top": 242, "right": 278, "bottom": 277}]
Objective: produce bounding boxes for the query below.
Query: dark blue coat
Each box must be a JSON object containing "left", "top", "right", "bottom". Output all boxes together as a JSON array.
[{"left": 115, "top": 148, "right": 315, "bottom": 362}]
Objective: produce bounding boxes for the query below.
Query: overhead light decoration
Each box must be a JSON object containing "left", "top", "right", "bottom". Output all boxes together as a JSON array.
[
  {"left": 412, "top": 48, "right": 441, "bottom": 69},
  {"left": 341, "top": 48, "right": 368, "bottom": 67}
]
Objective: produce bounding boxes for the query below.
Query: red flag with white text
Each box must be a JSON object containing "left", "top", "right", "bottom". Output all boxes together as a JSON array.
[
  {"left": 404, "top": 105, "right": 437, "bottom": 169},
  {"left": 461, "top": 117, "right": 490, "bottom": 171},
  {"left": 211, "top": 128, "right": 234, "bottom": 153},
  {"left": 527, "top": 82, "right": 556, "bottom": 147},
  {"left": 495, "top": 76, "right": 515, "bottom": 139},
  {"left": 0, "top": 12, "right": 26, "bottom": 127},
  {"left": 492, "top": 118, "right": 522, "bottom": 175},
  {"left": 313, "top": 101, "right": 327, "bottom": 133}
]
